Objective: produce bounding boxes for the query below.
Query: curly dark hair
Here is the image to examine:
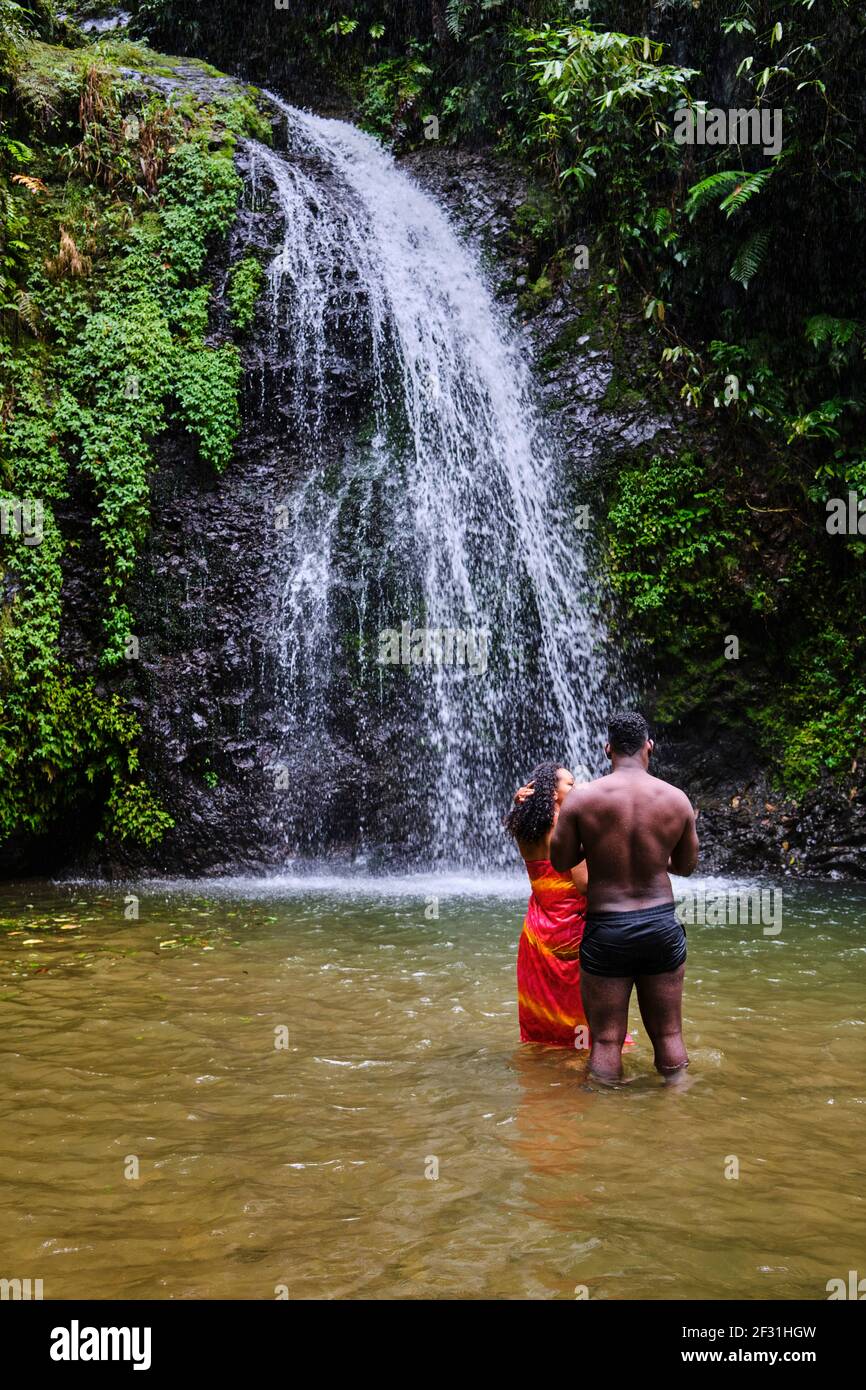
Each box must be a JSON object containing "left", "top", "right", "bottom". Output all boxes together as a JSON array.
[{"left": 503, "top": 761, "right": 565, "bottom": 844}]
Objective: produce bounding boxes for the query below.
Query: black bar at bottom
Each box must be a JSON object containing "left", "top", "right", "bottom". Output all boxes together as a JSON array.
[{"left": 3, "top": 1297, "right": 861, "bottom": 1376}]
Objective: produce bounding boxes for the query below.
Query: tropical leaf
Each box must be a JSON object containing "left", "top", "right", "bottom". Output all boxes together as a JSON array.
[
  {"left": 15, "top": 288, "right": 41, "bottom": 333},
  {"left": 804, "top": 315, "right": 859, "bottom": 350},
  {"left": 730, "top": 227, "right": 770, "bottom": 287},
  {"left": 718, "top": 167, "right": 772, "bottom": 218},
  {"left": 786, "top": 397, "right": 854, "bottom": 444},
  {"left": 684, "top": 170, "right": 742, "bottom": 219},
  {"left": 11, "top": 173, "right": 48, "bottom": 195},
  {"left": 445, "top": 0, "right": 469, "bottom": 40}
]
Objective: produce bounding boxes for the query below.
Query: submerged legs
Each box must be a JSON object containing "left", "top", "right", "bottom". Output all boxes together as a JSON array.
[
  {"left": 636, "top": 964, "right": 689, "bottom": 1075},
  {"left": 579, "top": 973, "right": 633, "bottom": 1082}
]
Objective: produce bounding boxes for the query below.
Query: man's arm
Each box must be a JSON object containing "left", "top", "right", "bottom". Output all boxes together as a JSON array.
[
  {"left": 550, "top": 794, "right": 584, "bottom": 873},
  {"left": 669, "top": 802, "right": 699, "bottom": 877}
]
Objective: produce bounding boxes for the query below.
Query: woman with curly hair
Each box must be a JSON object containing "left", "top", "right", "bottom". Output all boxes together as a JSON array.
[{"left": 506, "top": 763, "right": 633, "bottom": 1053}]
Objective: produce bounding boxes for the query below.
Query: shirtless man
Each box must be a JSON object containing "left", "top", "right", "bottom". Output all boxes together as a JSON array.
[{"left": 549, "top": 711, "right": 699, "bottom": 1083}]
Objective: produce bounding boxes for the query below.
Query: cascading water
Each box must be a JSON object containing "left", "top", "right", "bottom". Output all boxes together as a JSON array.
[{"left": 247, "top": 97, "right": 616, "bottom": 866}]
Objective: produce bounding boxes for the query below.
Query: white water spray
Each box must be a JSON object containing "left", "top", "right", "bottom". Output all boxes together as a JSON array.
[{"left": 248, "top": 98, "right": 614, "bottom": 862}]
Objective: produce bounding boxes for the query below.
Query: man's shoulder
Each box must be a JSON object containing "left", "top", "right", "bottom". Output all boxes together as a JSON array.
[
  {"left": 565, "top": 775, "right": 617, "bottom": 812},
  {"left": 568, "top": 775, "right": 608, "bottom": 799},
  {"left": 560, "top": 780, "right": 600, "bottom": 813},
  {"left": 566, "top": 772, "right": 692, "bottom": 811},
  {"left": 648, "top": 774, "right": 693, "bottom": 809}
]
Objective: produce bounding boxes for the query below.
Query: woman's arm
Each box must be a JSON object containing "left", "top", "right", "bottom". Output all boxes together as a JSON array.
[{"left": 570, "top": 859, "right": 588, "bottom": 894}]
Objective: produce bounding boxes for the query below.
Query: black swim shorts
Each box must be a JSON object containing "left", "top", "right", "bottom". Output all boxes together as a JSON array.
[{"left": 580, "top": 901, "right": 687, "bottom": 978}]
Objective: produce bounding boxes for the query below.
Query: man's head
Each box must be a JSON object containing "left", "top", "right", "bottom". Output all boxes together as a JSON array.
[{"left": 605, "top": 711, "right": 652, "bottom": 766}]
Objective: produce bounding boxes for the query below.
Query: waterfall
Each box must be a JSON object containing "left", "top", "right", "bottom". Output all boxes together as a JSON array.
[{"left": 247, "top": 98, "right": 614, "bottom": 866}]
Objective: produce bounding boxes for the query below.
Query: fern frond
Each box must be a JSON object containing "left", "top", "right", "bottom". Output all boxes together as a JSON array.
[
  {"left": 445, "top": 0, "right": 466, "bottom": 40},
  {"left": 15, "top": 289, "right": 41, "bottom": 334},
  {"left": 719, "top": 167, "right": 772, "bottom": 218},
  {"left": 730, "top": 227, "right": 770, "bottom": 287},
  {"left": 684, "top": 170, "right": 741, "bottom": 219},
  {"left": 11, "top": 173, "right": 48, "bottom": 195}
]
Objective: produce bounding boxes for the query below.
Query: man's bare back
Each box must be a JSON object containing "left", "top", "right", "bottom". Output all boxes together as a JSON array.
[
  {"left": 548, "top": 711, "right": 698, "bottom": 1082},
  {"left": 550, "top": 766, "right": 698, "bottom": 912}
]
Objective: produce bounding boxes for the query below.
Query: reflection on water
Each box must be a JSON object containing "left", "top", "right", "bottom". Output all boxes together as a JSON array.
[{"left": 0, "top": 874, "right": 863, "bottom": 1299}]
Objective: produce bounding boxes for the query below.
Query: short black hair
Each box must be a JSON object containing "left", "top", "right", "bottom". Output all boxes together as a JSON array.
[{"left": 607, "top": 711, "right": 649, "bottom": 755}]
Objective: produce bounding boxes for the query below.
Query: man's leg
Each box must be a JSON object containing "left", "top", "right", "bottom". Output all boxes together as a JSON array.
[
  {"left": 635, "top": 965, "right": 688, "bottom": 1074},
  {"left": 579, "top": 972, "right": 633, "bottom": 1082}
]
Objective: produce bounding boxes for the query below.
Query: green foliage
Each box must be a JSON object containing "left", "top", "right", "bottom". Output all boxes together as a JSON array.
[
  {"left": 749, "top": 623, "right": 866, "bottom": 796},
  {"left": 357, "top": 46, "right": 433, "bottom": 138},
  {"left": 729, "top": 227, "right": 770, "bottom": 288},
  {"left": 716, "top": 166, "right": 774, "bottom": 219},
  {"left": 104, "top": 774, "right": 175, "bottom": 845},
  {"left": 171, "top": 343, "right": 241, "bottom": 470},
  {"left": 498, "top": 9, "right": 865, "bottom": 794},
  {"left": 445, "top": 1, "right": 468, "bottom": 42},
  {"left": 227, "top": 255, "right": 264, "bottom": 332},
  {"left": 606, "top": 452, "right": 743, "bottom": 622},
  {"left": 0, "top": 670, "right": 174, "bottom": 844},
  {"left": 155, "top": 142, "right": 241, "bottom": 277},
  {"left": 0, "top": 1, "right": 27, "bottom": 73},
  {"left": 0, "top": 36, "right": 256, "bottom": 848},
  {"left": 515, "top": 21, "right": 697, "bottom": 219},
  {"left": 684, "top": 169, "right": 744, "bottom": 218},
  {"left": 604, "top": 440, "right": 866, "bottom": 796}
]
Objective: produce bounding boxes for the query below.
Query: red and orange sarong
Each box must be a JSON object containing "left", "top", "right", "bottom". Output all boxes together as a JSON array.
[
  {"left": 517, "top": 858, "right": 590, "bottom": 1047},
  {"left": 517, "top": 857, "right": 634, "bottom": 1051}
]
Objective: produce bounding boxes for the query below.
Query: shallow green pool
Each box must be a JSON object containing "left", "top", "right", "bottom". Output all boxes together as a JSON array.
[{"left": 0, "top": 872, "right": 863, "bottom": 1299}]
